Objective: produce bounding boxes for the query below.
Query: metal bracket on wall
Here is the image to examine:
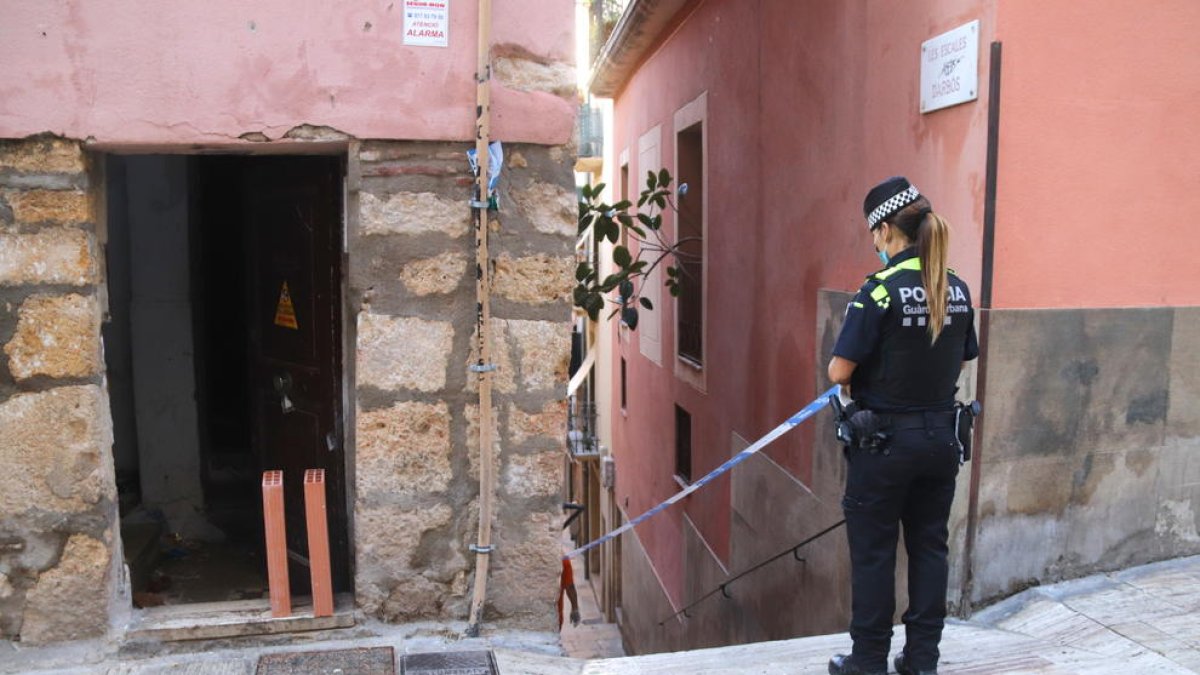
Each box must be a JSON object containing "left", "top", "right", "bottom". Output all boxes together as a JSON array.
[
  {"left": 469, "top": 544, "right": 496, "bottom": 554},
  {"left": 469, "top": 363, "right": 498, "bottom": 373}
]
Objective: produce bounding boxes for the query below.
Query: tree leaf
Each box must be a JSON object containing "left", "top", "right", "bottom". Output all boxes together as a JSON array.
[
  {"left": 575, "top": 262, "right": 590, "bottom": 282},
  {"left": 593, "top": 219, "right": 611, "bottom": 243},
  {"left": 658, "top": 168, "right": 670, "bottom": 188},
  {"left": 621, "top": 306, "right": 640, "bottom": 330},
  {"left": 613, "top": 199, "right": 632, "bottom": 211},
  {"left": 605, "top": 221, "right": 621, "bottom": 243},
  {"left": 618, "top": 280, "right": 634, "bottom": 299},
  {"left": 667, "top": 266, "right": 678, "bottom": 277},
  {"left": 646, "top": 170, "right": 657, "bottom": 190},
  {"left": 584, "top": 293, "right": 604, "bottom": 320},
  {"left": 593, "top": 182, "right": 607, "bottom": 197},
  {"left": 639, "top": 297, "right": 654, "bottom": 310},
  {"left": 613, "top": 246, "right": 632, "bottom": 268}
]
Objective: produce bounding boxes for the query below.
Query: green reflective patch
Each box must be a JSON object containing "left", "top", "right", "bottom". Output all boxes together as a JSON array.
[{"left": 870, "top": 285, "right": 890, "bottom": 306}]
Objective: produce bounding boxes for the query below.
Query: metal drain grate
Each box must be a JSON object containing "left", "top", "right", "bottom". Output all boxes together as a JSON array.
[
  {"left": 257, "top": 646, "right": 395, "bottom": 674},
  {"left": 399, "top": 650, "right": 498, "bottom": 675}
]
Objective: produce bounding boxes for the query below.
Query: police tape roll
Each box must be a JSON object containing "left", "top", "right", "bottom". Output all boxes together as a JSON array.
[{"left": 562, "top": 385, "right": 839, "bottom": 561}]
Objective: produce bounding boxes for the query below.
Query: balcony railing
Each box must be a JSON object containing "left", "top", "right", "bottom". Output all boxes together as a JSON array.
[
  {"left": 578, "top": 102, "right": 604, "bottom": 159},
  {"left": 567, "top": 396, "right": 601, "bottom": 458}
]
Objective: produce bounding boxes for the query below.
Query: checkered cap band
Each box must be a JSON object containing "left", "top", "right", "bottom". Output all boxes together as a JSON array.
[{"left": 866, "top": 185, "right": 921, "bottom": 229}]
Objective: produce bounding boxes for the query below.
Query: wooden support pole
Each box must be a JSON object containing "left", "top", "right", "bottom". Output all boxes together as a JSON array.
[
  {"left": 261, "top": 470, "right": 291, "bottom": 618},
  {"left": 304, "top": 469, "right": 334, "bottom": 618},
  {"left": 466, "top": 0, "right": 495, "bottom": 637}
]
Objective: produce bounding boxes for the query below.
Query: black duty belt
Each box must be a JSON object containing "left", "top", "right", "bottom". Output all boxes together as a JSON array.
[{"left": 878, "top": 410, "right": 956, "bottom": 431}]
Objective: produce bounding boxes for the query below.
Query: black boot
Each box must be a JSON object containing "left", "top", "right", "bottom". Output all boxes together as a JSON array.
[
  {"left": 828, "top": 654, "right": 886, "bottom": 675},
  {"left": 894, "top": 651, "right": 937, "bottom": 675}
]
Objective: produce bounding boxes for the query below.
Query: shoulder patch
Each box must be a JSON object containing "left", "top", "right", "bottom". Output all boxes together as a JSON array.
[{"left": 869, "top": 283, "right": 891, "bottom": 309}]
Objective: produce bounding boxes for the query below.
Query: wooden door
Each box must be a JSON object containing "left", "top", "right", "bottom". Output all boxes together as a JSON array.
[{"left": 245, "top": 156, "right": 349, "bottom": 593}]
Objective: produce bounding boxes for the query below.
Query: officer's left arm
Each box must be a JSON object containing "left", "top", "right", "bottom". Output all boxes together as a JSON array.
[{"left": 828, "top": 356, "right": 856, "bottom": 385}]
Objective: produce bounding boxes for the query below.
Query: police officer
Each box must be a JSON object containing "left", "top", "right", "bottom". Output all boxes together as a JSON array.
[{"left": 826, "top": 177, "right": 979, "bottom": 675}]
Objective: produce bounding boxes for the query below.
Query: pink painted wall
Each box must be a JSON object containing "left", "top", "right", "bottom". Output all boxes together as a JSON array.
[
  {"left": 991, "top": 2, "right": 1200, "bottom": 309},
  {"left": 609, "top": 0, "right": 993, "bottom": 608},
  {"left": 0, "top": 0, "right": 574, "bottom": 145}
]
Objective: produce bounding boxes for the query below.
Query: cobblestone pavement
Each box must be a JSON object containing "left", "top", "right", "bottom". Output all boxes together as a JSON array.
[{"left": 4, "top": 555, "right": 1197, "bottom": 674}]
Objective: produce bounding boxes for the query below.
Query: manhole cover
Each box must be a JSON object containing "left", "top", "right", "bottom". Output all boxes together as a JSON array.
[
  {"left": 257, "top": 646, "right": 395, "bottom": 674},
  {"left": 399, "top": 650, "right": 498, "bottom": 675}
]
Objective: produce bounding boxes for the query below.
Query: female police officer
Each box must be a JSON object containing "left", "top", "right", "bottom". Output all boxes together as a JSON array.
[{"left": 826, "top": 177, "right": 979, "bottom": 675}]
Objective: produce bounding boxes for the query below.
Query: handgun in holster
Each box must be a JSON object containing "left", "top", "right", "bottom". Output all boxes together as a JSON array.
[
  {"left": 829, "top": 395, "right": 890, "bottom": 455},
  {"left": 954, "top": 400, "right": 982, "bottom": 464},
  {"left": 829, "top": 395, "right": 856, "bottom": 449}
]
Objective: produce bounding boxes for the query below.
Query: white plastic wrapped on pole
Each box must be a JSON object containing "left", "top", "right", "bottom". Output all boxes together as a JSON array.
[{"left": 467, "top": 140, "right": 503, "bottom": 198}]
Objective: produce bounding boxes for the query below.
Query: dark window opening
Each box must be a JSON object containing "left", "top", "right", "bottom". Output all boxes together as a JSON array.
[
  {"left": 676, "top": 123, "right": 704, "bottom": 364},
  {"left": 619, "top": 162, "right": 630, "bottom": 249},
  {"left": 675, "top": 405, "right": 692, "bottom": 483},
  {"left": 620, "top": 358, "right": 627, "bottom": 411}
]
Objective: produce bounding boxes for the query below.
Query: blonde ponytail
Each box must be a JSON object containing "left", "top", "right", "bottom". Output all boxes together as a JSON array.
[{"left": 918, "top": 212, "right": 950, "bottom": 343}]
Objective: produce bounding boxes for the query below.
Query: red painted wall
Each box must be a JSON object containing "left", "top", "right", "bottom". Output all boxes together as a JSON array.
[
  {"left": 992, "top": 2, "right": 1200, "bottom": 309},
  {"left": 609, "top": 0, "right": 993, "bottom": 608}
]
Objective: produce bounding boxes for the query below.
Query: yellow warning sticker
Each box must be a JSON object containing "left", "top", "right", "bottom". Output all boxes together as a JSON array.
[{"left": 273, "top": 282, "right": 299, "bottom": 330}]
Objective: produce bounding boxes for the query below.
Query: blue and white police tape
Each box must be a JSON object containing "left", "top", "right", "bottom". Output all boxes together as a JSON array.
[{"left": 563, "top": 385, "right": 839, "bottom": 561}]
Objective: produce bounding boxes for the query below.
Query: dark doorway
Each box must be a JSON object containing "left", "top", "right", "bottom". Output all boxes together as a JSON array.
[{"left": 105, "top": 154, "right": 350, "bottom": 607}]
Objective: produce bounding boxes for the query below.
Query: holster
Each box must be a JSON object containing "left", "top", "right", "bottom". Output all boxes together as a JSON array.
[
  {"left": 848, "top": 409, "right": 891, "bottom": 454},
  {"left": 828, "top": 395, "right": 891, "bottom": 455},
  {"left": 828, "top": 395, "right": 857, "bottom": 449},
  {"left": 954, "top": 400, "right": 982, "bottom": 463}
]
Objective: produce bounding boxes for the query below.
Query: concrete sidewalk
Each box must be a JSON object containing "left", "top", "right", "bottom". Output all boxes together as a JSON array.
[{"left": 4, "top": 555, "right": 1198, "bottom": 674}]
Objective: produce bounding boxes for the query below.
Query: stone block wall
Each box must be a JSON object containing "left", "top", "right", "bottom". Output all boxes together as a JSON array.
[
  {"left": 348, "top": 141, "right": 574, "bottom": 629},
  {"left": 968, "top": 307, "right": 1200, "bottom": 607},
  {"left": 0, "top": 136, "right": 118, "bottom": 643}
]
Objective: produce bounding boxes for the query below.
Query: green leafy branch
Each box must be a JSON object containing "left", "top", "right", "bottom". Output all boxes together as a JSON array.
[{"left": 574, "top": 168, "right": 698, "bottom": 330}]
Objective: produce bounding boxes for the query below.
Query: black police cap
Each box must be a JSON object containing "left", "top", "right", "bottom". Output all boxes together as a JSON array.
[{"left": 863, "top": 176, "right": 923, "bottom": 230}]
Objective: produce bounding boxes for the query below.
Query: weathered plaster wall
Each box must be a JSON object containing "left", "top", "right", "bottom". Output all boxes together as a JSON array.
[
  {"left": 0, "top": 137, "right": 119, "bottom": 643},
  {"left": 0, "top": 1, "right": 575, "bottom": 147},
  {"left": 968, "top": 307, "right": 1200, "bottom": 606},
  {"left": 607, "top": 0, "right": 995, "bottom": 650},
  {"left": 348, "top": 141, "right": 574, "bottom": 628}
]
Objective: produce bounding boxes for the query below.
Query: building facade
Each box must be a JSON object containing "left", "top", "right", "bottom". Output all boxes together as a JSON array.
[
  {"left": 0, "top": 0, "right": 577, "bottom": 644},
  {"left": 583, "top": 0, "right": 1200, "bottom": 654}
]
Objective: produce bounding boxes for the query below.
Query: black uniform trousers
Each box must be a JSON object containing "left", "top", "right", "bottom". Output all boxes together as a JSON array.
[{"left": 841, "top": 412, "right": 959, "bottom": 673}]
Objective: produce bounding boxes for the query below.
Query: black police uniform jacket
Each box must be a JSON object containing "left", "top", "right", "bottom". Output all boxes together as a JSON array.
[{"left": 832, "top": 247, "right": 979, "bottom": 413}]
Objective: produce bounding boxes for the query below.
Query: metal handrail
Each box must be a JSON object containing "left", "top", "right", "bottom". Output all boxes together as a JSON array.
[{"left": 657, "top": 519, "right": 847, "bottom": 625}]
